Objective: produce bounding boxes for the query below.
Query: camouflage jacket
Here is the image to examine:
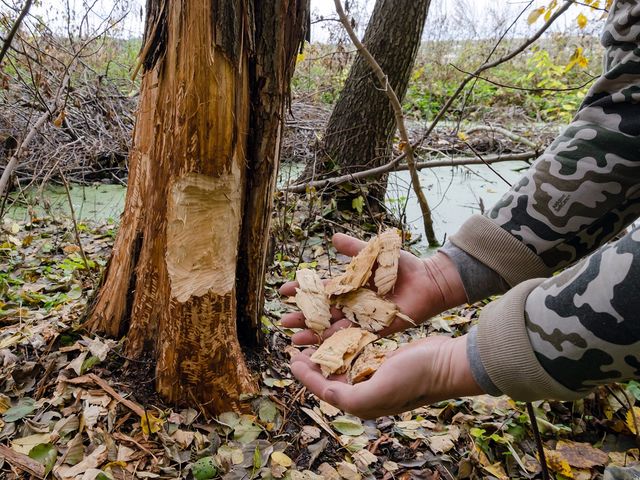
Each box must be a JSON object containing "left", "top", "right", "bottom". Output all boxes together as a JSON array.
[{"left": 444, "top": 0, "right": 640, "bottom": 401}]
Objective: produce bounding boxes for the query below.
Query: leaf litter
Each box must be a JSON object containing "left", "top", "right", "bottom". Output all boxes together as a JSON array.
[{"left": 1, "top": 208, "right": 639, "bottom": 479}]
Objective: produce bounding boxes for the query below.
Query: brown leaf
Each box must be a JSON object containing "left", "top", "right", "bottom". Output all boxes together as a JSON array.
[{"left": 555, "top": 440, "right": 608, "bottom": 469}]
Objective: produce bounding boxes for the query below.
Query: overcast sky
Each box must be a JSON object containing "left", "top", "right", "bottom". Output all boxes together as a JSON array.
[{"left": 34, "top": 0, "right": 601, "bottom": 41}]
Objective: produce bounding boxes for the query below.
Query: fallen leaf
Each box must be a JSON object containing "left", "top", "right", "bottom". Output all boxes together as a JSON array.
[
  {"left": 140, "top": 411, "right": 164, "bottom": 436},
  {"left": 3, "top": 397, "right": 36, "bottom": 422},
  {"left": 11, "top": 433, "right": 52, "bottom": 455},
  {"left": 54, "top": 444, "right": 108, "bottom": 480},
  {"left": 331, "top": 415, "right": 364, "bottom": 436},
  {"left": 336, "top": 461, "right": 361, "bottom": 480},
  {"left": 556, "top": 440, "right": 608, "bottom": 468},
  {"left": 271, "top": 451, "right": 293, "bottom": 467},
  {"left": 543, "top": 448, "right": 573, "bottom": 477},
  {"left": 28, "top": 443, "right": 57, "bottom": 476}
]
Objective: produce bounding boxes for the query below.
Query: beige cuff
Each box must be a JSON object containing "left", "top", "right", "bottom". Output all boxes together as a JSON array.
[
  {"left": 477, "top": 279, "right": 583, "bottom": 402},
  {"left": 450, "top": 214, "right": 551, "bottom": 286}
]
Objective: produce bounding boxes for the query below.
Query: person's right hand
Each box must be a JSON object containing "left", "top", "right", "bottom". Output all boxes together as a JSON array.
[{"left": 279, "top": 233, "right": 468, "bottom": 345}]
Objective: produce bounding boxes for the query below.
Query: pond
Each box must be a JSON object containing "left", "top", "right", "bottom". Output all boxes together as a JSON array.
[{"left": 4, "top": 160, "right": 529, "bottom": 255}]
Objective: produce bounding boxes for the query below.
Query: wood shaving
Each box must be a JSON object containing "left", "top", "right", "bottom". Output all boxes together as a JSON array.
[
  {"left": 294, "top": 269, "right": 332, "bottom": 333},
  {"left": 348, "top": 343, "right": 394, "bottom": 384},
  {"left": 325, "top": 236, "right": 381, "bottom": 296},
  {"left": 309, "top": 328, "right": 376, "bottom": 377},
  {"left": 336, "top": 288, "right": 413, "bottom": 332},
  {"left": 374, "top": 229, "right": 401, "bottom": 296}
]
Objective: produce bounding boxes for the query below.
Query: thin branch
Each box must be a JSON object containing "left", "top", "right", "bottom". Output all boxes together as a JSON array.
[
  {"left": 465, "top": 125, "right": 539, "bottom": 149},
  {"left": 527, "top": 402, "right": 551, "bottom": 480},
  {"left": 58, "top": 168, "right": 91, "bottom": 271},
  {"left": 332, "top": 0, "right": 438, "bottom": 246},
  {"left": 0, "top": 0, "right": 34, "bottom": 65},
  {"left": 283, "top": 151, "right": 537, "bottom": 193}
]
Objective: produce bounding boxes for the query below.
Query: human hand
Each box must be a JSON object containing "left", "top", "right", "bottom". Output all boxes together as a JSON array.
[
  {"left": 279, "top": 233, "right": 467, "bottom": 345},
  {"left": 290, "top": 335, "right": 483, "bottom": 419}
]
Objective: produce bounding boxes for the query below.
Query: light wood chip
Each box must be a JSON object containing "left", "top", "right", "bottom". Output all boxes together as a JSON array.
[
  {"left": 294, "top": 268, "right": 332, "bottom": 333},
  {"left": 336, "top": 288, "right": 411, "bottom": 332},
  {"left": 325, "top": 236, "right": 381, "bottom": 296},
  {"left": 348, "top": 343, "right": 392, "bottom": 384},
  {"left": 374, "top": 229, "right": 401, "bottom": 296},
  {"left": 310, "top": 327, "right": 376, "bottom": 377}
]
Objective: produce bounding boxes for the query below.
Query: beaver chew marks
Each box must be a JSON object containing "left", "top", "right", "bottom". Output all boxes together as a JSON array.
[
  {"left": 166, "top": 172, "right": 242, "bottom": 302},
  {"left": 325, "top": 236, "right": 381, "bottom": 296},
  {"left": 310, "top": 327, "right": 377, "bottom": 377},
  {"left": 374, "top": 229, "right": 402, "bottom": 296},
  {"left": 294, "top": 268, "right": 332, "bottom": 334}
]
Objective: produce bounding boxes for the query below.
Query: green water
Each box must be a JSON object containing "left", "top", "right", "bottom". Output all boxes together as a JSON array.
[
  {"left": 5, "top": 184, "right": 126, "bottom": 223},
  {"left": 4, "top": 160, "right": 528, "bottom": 254}
]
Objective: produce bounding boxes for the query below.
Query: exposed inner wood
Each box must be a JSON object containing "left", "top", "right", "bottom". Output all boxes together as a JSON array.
[
  {"left": 348, "top": 342, "right": 397, "bottom": 384},
  {"left": 336, "top": 288, "right": 411, "bottom": 332},
  {"left": 166, "top": 170, "right": 242, "bottom": 302}
]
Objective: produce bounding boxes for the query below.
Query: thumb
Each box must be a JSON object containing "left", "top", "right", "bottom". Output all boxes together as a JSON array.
[{"left": 332, "top": 232, "right": 368, "bottom": 257}]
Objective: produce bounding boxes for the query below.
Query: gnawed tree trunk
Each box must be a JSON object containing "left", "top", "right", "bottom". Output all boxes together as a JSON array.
[
  {"left": 86, "top": 0, "right": 308, "bottom": 414},
  {"left": 315, "top": 0, "right": 430, "bottom": 209}
]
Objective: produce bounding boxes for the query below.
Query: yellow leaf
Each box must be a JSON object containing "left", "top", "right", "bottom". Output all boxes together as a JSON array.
[
  {"left": 296, "top": 52, "right": 305, "bottom": 63},
  {"left": 457, "top": 132, "right": 468, "bottom": 141},
  {"left": 528, "top": 7, "right": 546, "bottom": 24},
  {"left": 543, "top": 449, "right": 573, "bottom": 477},
  {"left": 626, "top": 406, "right": 640, "bottom": 434},
  {"left": 271, "top": 451, "right": 293, "bottom": 467},
  {"left": 545, "top": 0, "right": 558, "bottom": 20},
  {"left": 482, "top": 462, "right": 509, "bottom": 480},
  {"left": 52, "top": 110, "right": 66, "bottom": 127},
  {"left": 141, "top": 411, "right": 164, "bottom": 435},
  {"left": 577, "top": 13, "right": 588, "bottom": 29}
]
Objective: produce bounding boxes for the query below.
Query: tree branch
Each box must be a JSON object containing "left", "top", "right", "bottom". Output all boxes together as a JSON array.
[
  {"left": 0, "top": 0, "right": 34, "bottom": 66},
  {"left": 332, "top": 0, "right": 438, "bottom": 246}
]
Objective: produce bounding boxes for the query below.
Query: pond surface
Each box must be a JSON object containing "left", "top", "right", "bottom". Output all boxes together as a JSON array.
[{"left": 4, "top": 160, "right": 529, "bottom": 255}]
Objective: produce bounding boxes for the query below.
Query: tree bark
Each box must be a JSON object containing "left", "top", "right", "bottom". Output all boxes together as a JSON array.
[
  {"left": 318, "top": 0, "right": 430, "bottom": 208},
  {"left": 86, "top": 0, "right": 308, "bottom": 414}
]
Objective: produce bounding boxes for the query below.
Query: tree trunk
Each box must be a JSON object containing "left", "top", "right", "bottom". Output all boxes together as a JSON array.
[
  {"left": 85, "top": 0, "right": 308, "bottom": 414},
  {"left": 319, "top": 0, "right": 430, "bottom": 209}
]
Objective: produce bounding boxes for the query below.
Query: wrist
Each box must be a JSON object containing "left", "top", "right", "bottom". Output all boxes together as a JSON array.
[{"left": 422, "top": 252, "right": 467, "bottom": 312}]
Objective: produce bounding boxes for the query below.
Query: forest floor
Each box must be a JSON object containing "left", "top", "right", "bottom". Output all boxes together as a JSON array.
[{"left": 1, "top": 188, "right": 640, "bottom": 480}]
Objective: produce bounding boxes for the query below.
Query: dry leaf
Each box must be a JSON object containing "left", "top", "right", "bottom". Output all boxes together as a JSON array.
[
  {"left": 336, "top": 461, "right": 361, "bottom": 480},
  {"left": 295, "top": 269, "right": 332, "bottom": 333},
  {"left": 310, "top": 328, "right": 376, "bottom": 377},
  {"left": 318, "top": 462, "right": 341, "bottom": 479},
  {"left": 348, "top": 342, "right": 394, "bottom": 384},
  {"left": 543, "top": 448, "right": 573, "bottom": 477},
  {"left": 54, "top": 444, "right": 108, "bottom": 480},
  {"left": 326, "top": 237, "right": 380, "bottom": 296},
  {"left": 373, "top": 229, "right": 401, "bottom": 296},
  {"left": 336, "top": 288, "right": 412, "bottom": 332},
  {"left": 626, "top": 406, "right": 640, "bottom": 434},
  {"left": 555, "top": 440, "right": 608, "bottom": 469},
  {"left": 352, "top": 449, "right": 377, "bottom": 471}
]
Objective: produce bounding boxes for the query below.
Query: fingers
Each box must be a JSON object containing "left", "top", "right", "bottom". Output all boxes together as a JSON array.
[
  {"left": 332, "top": 232, "right": 368, "bottom": 257},
  {"left": 279, "top": 280, "right": 298, "bottom": 297}
]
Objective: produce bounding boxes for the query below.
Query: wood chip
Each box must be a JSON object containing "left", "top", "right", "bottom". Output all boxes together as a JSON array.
[
  {"left": 294, "top": 268, "right": 331, "bottom": 333},
  {"left": 374, "top": 229, "right": 401, "bottom": 296},
  {"left": 348, "top": 342, "right": 394, "bottom": 384},
  {"left": 325, "top": 236, "right": 381, "bottom": 296},
  {"left": 309, "top": 328, "right": 376, "bottom": 377},
  {"left": 336, "top": 288, "right": 412, "bottom": 332}
]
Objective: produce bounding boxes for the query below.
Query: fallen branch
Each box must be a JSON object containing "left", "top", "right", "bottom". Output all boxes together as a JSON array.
[
  {"left": 0, "top": 444, "right": 46, "bottom": 478},
  {"left": 0, "top": 72, "right": 69, "bottom": 198},
  {"left": 465, "top": 125, "right": 539, "bottom": 150},
  {"left": 283, "top": 151, "right": 537, "bottom": 193},
  {"left": 333, "top": 0, "right": 438, "bottom": 246}
]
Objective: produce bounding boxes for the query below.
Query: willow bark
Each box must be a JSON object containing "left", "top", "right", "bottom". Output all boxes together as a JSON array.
[
  {"left": 320, "top": 0, "right": 431, "bottom": 207},
  {"left": 86, "top": 0, "right": 308, "bottom": 414}
]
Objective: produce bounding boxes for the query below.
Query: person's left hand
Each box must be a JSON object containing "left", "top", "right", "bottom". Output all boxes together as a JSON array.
[{"left": 289, "top": 335, "right": 483, "bottom": 419}]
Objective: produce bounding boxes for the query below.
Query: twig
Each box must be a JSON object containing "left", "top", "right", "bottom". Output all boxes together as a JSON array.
[
  {"left": 87, "top": 373, "right": 146, "bottom": 417},
  {"left": 0, "top": 0, "right": 34, "bottom": 66},
  {"left": 284, "top": 151, "right": 536, "bottom": 193},
  {"left": 58, "top": 168, "right": 91, "bottom": 271},
  {"left": 463, "top": 142, "right": 513, "bottom": 188},
  {"left": 465, "top": 125, "right": 539, "bottom": 150},
  {"left": 526, "top": 402, "right": 551, "bottom": 480},
  {"left": 332, "top": 0, "right": 438, "bottom": 246},
  {"left": 0, "top": 444, "right": 46, "bottom": 478}
]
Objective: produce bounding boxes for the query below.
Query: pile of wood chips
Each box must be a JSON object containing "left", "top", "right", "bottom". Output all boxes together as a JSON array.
[{"left": 293, "top": 229, "right": 412, "bottom": 384}]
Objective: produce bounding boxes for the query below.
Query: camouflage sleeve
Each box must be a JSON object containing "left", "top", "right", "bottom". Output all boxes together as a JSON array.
[
  {"left": 473, "top": 225, "right": 640, "bottom": 401},
  {"left": 450, "top": 0, "right": 640, "bottom": 285}
]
